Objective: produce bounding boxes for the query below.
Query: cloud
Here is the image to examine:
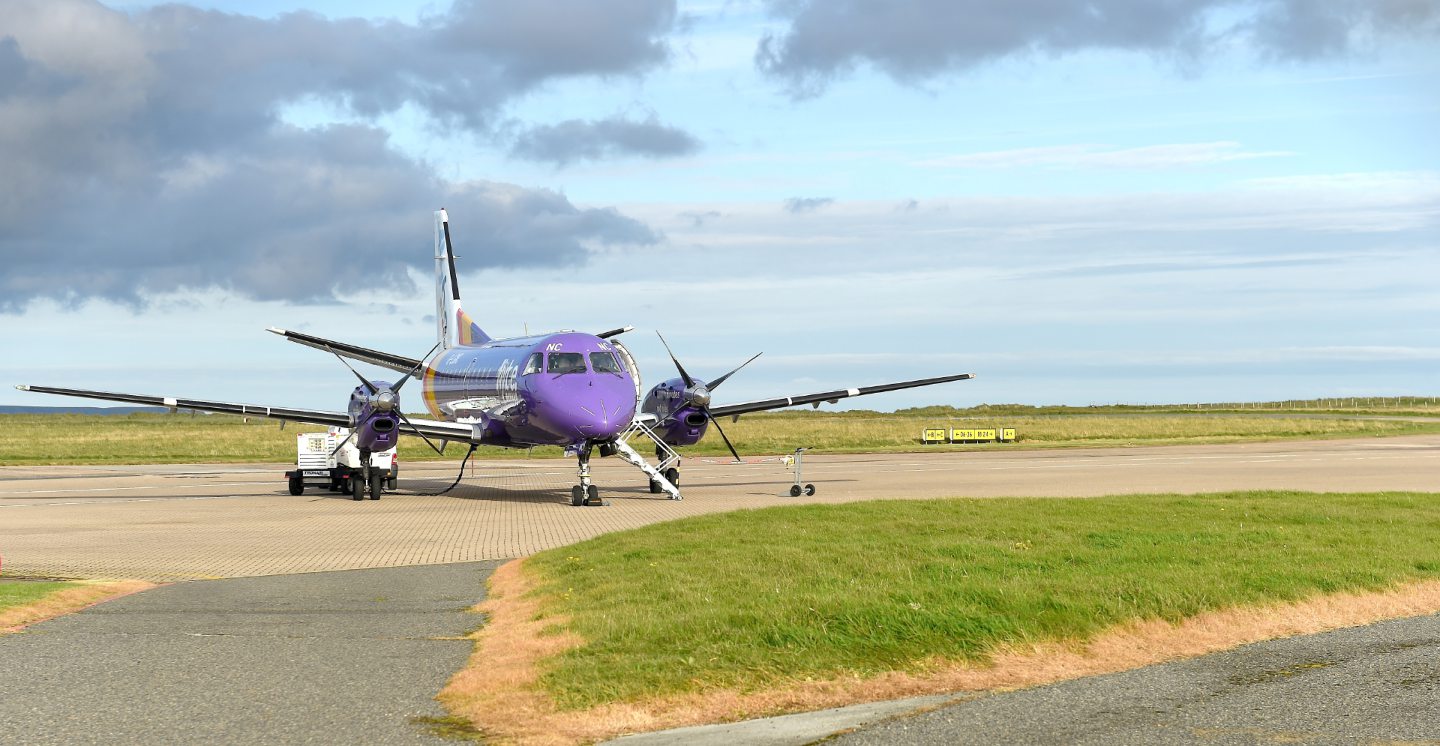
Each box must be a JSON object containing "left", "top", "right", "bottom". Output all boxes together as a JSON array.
[
  {"left": 0, "top": 0, "right": 673, "bottom": 309},
  {"left": 783, "top": 197, "right": 835, "bottom": 213},
  {"left": 918, "top": 142, "right": 1294, "bottom": 170},
  {"left": 509, "top": 115, "right": 702, "bottom": 166},
  {"left": 755, "top": 0, "right": 1440, "bottom": 96}
]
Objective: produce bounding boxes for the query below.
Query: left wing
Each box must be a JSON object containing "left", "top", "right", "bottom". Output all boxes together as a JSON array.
[
  {"left": 707, "top": 372, "right": 975, "bottom": 419},
  {"left": 266, "top": 327, "right": 421, "bottom": 375},
  {"left": 15, "top": 385, "right": 478, "bottom": 444}
]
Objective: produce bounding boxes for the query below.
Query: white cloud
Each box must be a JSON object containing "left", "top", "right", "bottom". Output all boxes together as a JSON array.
[{"left": 917, "top": 141, "right": 1294, "bottom": 170}]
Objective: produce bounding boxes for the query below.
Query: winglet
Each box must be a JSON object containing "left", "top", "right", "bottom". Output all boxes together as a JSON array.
[
  {"left": 266, "top": 327, "right": 286, "bottom": 336},
  {"left": 15, "top": 385, "right": 30, "bottom": 391}
]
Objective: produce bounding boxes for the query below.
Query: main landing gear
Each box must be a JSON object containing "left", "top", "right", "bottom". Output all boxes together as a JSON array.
[
  {"left": 570, "top": 443, "right": 603, "bottom": 507},
  {"left": 648, "top": 444, "right": 682, "bottom": 494}
]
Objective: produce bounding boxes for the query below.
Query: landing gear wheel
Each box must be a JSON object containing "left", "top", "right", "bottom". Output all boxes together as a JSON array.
[
  {"left": 288, "top": 477, "right": 304, "bottom": 496},
  {"left": 804, "top": 484, "right": 816, "bottom": 496},
  {"left": 571, "top": 485, "right": 585, "bottom": 507},
  {"left": 648, "top": 479, "right": 662, "bottom": 494},
  {"left": 586, "top": 484, "right": 599, "bottom": 505},
  {"left": 663, "top": 467, "right": 680, "bottom": 487},
  {"left": 369, "top": 472, "right": 383, "bottom": 500},
  {"left": 789, "top": 485, "right": 802, "bottom": 497}
]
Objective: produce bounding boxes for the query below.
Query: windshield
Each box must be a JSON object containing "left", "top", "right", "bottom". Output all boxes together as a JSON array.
[
  {"left": 590, "top": 351, "right": 623, "bottom": 374},
  {"left": 547, "top": 352, "right": 586, "bottom": 374},
  {"left": 522, "top": 353, "right": 542, "bottom": 375}
]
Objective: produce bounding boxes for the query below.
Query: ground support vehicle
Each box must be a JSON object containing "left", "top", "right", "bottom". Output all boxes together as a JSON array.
[{"left": 284, "top": 428, "right": 398, "bottom": 501}]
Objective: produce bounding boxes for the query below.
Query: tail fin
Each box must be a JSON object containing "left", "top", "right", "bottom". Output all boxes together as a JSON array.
[{"left": 434, "top": 208, "right": 491, "bottom": 349}]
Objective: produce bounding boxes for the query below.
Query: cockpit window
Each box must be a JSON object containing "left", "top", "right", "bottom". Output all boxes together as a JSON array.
[
  {"left": 590, "top": 351, "right": 623, "bottom": 374},
  {"left": 547, "top": 352, "right": 586, "bottom": 374},
  {"left": 522, "top": 353, "right": 542, "bottom": 375}
]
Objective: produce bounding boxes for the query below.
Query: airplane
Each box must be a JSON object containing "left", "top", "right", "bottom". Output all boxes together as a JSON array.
[{"left": 18, "top": 209, "right": 975, "bottom": 505}]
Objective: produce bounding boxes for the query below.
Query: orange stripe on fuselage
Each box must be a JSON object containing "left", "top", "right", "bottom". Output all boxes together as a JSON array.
[{"left": 422, "top": 355, "right": 442, "bottom": 419}]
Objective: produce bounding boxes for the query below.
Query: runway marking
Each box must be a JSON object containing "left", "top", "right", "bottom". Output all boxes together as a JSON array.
[
  {"left": 0, "top": 495, "right": 252, "bottom": 508},
  {"left": 0, "top": 482, "right": 265, "bottom": 497}
]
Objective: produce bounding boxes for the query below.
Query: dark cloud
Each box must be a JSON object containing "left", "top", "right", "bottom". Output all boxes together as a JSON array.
[
  {"left": 756, "top": 0, "right": 1440, "bottom": 96},
  {"left": 0, "top": 0, "right": 673, "bottom": 309},
  {"left": 784, "top": 197, "right": 835, "bottom": 213},
  {"left": 509, "top": 115, "right": 702, "bottom": 166}
]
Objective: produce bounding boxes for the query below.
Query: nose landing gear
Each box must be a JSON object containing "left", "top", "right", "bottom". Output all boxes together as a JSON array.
[{"left": 571, "top": 443, "right": 605, "bottom": 506}]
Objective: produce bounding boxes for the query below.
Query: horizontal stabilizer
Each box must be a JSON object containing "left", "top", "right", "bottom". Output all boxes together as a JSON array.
[{"left": 268, "top": 328, "right": 421, "bottom": 374}]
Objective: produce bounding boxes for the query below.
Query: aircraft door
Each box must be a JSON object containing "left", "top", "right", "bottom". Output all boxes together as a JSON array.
[{"left": 610, "top": 340, "right": 644, "bottom": 412}]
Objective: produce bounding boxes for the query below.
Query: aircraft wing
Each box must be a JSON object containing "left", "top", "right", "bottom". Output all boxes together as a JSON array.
[
  {"left": 266, "top": 327, "right": 421, "bottom": 375},
  {"left": 707, "top": 372, "right": 976, "bottom": 419},
  {"left": 15, "top": 385, "right": 478, "bottom": 444}
]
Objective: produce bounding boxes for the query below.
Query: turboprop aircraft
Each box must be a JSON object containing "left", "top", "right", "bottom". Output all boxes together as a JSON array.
[{"left": 19, "top": 209, "right": 974, "bottom": 505}]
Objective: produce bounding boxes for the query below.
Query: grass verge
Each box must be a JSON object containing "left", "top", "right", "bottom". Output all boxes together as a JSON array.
[
  {"left": 440, "top": 491, "right": 1440, "bottom": 744},
  {"left": 2, "top": 411, "right": 1438, "bottom": 465},
  {"left": 0, "top": 579, "right": 155, "bottom": 632}
]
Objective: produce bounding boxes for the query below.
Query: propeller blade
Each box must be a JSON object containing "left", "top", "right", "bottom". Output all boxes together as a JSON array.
[
  {"left": 391, "top": 340, "right": 441, "bottom": 394},
  {"left": 327, "top": 346, "right": 378, "bottom": 395},
  {"left": 329, "top": 428, "right": 356, "bottom": 456},
  {"left": 706, "top": 411, "right": 742, "bottom": 463},
  {"left": 705, "top": 352, "right": 762, "bottom": 391},
  {"left": 397, "top": 411, "right": 443, "bottom": 454},
  {"left": 655, "top": 332, "right": 695, "bottom": 388}
]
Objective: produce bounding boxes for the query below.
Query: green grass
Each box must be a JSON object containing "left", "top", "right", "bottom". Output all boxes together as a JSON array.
[
  {"left": 526, "top": 491, "right": 1440, "bottom": 708},
  {"left": 0, "top": 580, "right": 73, "bottom": 613},
  {"left": 3, "top": 408, "right": 1437, "bottom": 465}
]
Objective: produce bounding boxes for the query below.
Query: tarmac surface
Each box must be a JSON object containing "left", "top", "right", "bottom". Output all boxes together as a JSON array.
[
  {"left": 828, "top": 611, "right": 1440, "bottom": 745},
  {"left": 1, "top": 437, "right": 1437, "bottom": 744},
  {"left": 0, "top": 562, "right": 498, "bottom": 745},
  {"left": 612, "top": 611, "right": 1440, "bottom": 745},
  {"left": 2, "top": 436, "right": 1437, "bottom": 581}
]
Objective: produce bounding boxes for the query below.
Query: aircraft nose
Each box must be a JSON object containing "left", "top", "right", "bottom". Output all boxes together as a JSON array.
[{"left": 534, "top": 375, "right": 636, "bottom": 441}]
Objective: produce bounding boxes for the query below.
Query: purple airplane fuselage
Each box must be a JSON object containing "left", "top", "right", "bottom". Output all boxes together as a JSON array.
[{"left": 418, "top": 331, "right": 638, "bottom": 448}]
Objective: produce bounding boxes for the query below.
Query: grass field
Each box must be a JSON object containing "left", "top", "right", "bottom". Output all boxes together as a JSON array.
[
  {"left": 2, "top": 406, "right": 1437, "bottom": 465},
  {"left": 0, "top": 581, "right": 73, "bottom": 614},
  {"left": 520, "top": 491, "right": 1440, "bottom": 709}
]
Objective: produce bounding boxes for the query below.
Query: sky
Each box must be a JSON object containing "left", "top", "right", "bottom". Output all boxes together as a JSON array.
[{"left": 1, "top": 0, "right": 1437, "bottom": 411}]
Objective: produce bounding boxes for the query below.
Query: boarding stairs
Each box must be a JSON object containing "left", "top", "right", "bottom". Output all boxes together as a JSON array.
[{"left": 613, "top": 419, "right": 681, "bottom": 500}]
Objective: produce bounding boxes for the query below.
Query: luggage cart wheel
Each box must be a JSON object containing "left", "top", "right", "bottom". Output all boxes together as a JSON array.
[
  {"left": 804, "top": 484, "right": 816, "bottom": 496},
  {"left": 789, "top": 484, "right": 802, "bottom": 497}
]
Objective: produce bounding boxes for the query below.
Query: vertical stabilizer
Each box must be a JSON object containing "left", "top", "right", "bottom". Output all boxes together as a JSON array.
[{"left": 434, "top": 208, "right": 491, "bottom": 349}]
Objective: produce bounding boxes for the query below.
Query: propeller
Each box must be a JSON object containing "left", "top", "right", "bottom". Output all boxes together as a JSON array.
[
  {"left": 326, "top": 342, "right": 445, "bottom": 456},
  {"left": 655, "top": 332, "right": 761, "bottom": 463}
]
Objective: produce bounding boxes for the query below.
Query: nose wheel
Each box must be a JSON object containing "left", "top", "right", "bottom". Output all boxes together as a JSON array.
[{"left": 571, "top": 444, "right": 605, "bottom": 506}]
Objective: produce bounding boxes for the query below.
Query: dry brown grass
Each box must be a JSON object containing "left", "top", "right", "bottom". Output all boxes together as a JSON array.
[
  {"left": 0, "top": 579, "right": 155, "bottom": 633},
  {"left": 440, "top": 559, "right": 1440, "bottom": 745}
]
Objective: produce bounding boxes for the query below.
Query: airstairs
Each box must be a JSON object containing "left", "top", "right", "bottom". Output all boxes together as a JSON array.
[{"left": 613, "top": 419, "right": 681, "bottom": 500}]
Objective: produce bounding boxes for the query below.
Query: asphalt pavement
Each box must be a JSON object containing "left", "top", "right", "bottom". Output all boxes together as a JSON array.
[
  {"left": 0, "top": 562, "right": 500, "bottom": 744},
  {"left": 829, "top": 612, "right": 1440, "bottom": 745}
]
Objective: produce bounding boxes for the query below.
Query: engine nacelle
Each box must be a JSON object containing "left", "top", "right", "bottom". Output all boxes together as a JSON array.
[{"left": 641, "top": 377, "right": 711, "bottom": 447}]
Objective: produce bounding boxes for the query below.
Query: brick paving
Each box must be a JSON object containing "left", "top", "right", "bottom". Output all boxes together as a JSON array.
[{"left": 2, "top": 436, "right": 1436, "bottom": 581}]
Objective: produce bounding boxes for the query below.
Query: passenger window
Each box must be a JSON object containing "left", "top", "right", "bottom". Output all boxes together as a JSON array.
[
  {"left": 547, "top": 352, "right": 586, "bottom": 374},
  {"left": 590, "top": 351, "right": 623, "bottom": 374},
  {"left": 522, "top": 353, "right": 542, "bottom": 375}
]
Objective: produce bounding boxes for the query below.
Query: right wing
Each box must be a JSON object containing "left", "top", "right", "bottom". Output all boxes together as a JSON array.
[
  {"left": 16, "top": 385, "right": 478, "bottom": 444},
  {"left": 267, "top": 327, "right": 421, "bottom": 375},
  {"left": 708, "top": 373, "right": 975, "bottom": 419}
]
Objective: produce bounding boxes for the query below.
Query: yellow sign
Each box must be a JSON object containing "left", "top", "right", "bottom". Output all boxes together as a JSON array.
[
  {"left": 922, "top": 428, "right": 947, "bottom": 443},
  {"left": 1000, "top": 428, "right": 1017, "bottom": 442},
  {"left": 950, "top": 428, "right": 997, "bottom": 442}
]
